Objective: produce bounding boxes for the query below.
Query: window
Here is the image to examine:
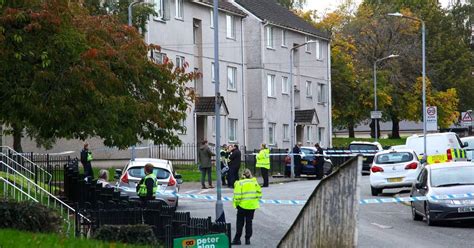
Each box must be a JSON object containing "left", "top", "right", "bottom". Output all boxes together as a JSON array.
[
  {"left": 267, "top": 74, "right": 275, "bottom": 97},
  {"left": 306, "top": 126, "right": 312, "bottom": 142},
  {"left": 228, "top": 119, "right": 237, "bottom": 142},
  {"left": 227, "top": 66, "right": 237, "bottom": 91},
  {"left": 318, "top": 83, "right": 327, "bottom": 103},
  {"left": 305, "top": 36, "right": 311, "bottom": 53},
  {"left": 266, "top": 26, "right": 274, "bottom": 48},
  {"left": 281, "top": 30, "right": 287, "bottom": 47},
  {"left": 210, "top": 9, "right": 214, "bottom": 28},
  {"left": 283, "top": 124, "right": 289, "bottom": 141},
  {"left": 154, "top": 0, "right": 164, "bottom": 19},
  {"left": 152, "top": 51, "right": 167, "bottom": 64},
  {"left": 176, "top": 55, "right": 185, "bottom": 68},
  {"left": 226, "top": 15, "right": 235, "bottom": 39},
  {"left": 305, "top": 81, "right": 312, "bottom": 97},
  {"left": 268, "top": 123, "right": 276, "bottom": 145},
  {"left": 193, "top": 19, "right": 200, "bottom": 45},
  {"left": 315, "top": 40, "right": 322, "bottom": 60},
  {"left": 318, "top": 127, "right": 325, "bottom": 145},
  {"left": 211, "top": 62, "right": 215, "bottom": 83},
  {"left": 175, "top": 0, "right": 183, "bottom": 19},
  {"left": 282, "top": 76, "right": 289, "bottom": 94},
  {"left": 178, "top": 119, "right": 186, "bottom": 134},
  {"left": 212, "top": 116, "right": 216, "bottom": 136}
]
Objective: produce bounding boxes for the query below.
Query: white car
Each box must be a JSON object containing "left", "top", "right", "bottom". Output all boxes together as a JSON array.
[
  {"left": 115, "top": 158, "right": 182, "bottom": 207},
  {"left": 370, "top": 149, "right": 422, "bottom": 196},
  {"left": 461, "top": 136, "right": 474, "bottom": 161}
]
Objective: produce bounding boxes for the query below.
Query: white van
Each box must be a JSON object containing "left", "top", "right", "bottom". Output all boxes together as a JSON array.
[{"left": 405, "top": 132, "right": 467, "bottom": 164}]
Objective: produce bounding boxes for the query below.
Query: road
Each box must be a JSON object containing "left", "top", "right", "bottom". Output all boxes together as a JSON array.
[{"left": 177, "top": 177, "right": 474, "bottom": 247}]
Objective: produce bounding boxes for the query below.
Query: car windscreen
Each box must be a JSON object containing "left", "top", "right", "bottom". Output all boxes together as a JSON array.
[
  {"left": 431, "top": 167, "right": 474, "bottom": 187},
  {"left": 349, "top": 144, "right": 378, "bottom": 151},
  {"left": 376, "top": 152, "right": 413, "bottom": 164},
  {"left": 127, "top": 167, "right": 170, "bottom": 179}
]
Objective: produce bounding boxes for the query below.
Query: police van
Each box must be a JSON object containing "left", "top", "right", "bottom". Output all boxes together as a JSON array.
[{"left": 405, "top": 132, "right": 468, "bottom": 164}]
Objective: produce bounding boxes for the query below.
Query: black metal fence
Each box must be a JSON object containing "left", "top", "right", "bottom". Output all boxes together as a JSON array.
[{"left": 63, "top": 162, "right": 231, "bottom": 247}]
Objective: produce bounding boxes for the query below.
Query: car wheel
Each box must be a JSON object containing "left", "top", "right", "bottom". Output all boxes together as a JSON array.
[
  {"left": 412, "top": 202, "right": 423, "bottom": 221},
  {"left": 425, "top": 203, "right": 437, "bottom": 226},
  {"left": 371, "top": 186, "right": 382, "bottom": 196}
]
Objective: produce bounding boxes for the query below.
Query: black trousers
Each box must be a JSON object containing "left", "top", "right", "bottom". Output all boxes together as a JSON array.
[
  {"left": 83, "top": 162, "right": 94, "bottom": 180},
  {"left": 260, "top": 168, "right": 269, "bottom": 187},
  {"left": 227, "top": 166, "right": 239, "bottom": 188},
  {"left": 234, "top": 206, "right": 255, "bottom": 241}
]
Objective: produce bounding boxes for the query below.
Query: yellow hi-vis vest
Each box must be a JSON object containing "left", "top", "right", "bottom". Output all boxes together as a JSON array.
[
  {"left": 256, "top": 148, "right": 270, "bottom": 169},
  {"left": 138, "top": 173, "right": 158, "bottom": 197},
  {"left": 233, "top": 178, "right": 262, "bottom": 210},
  {"left": 425, "top": 148, "right": 467, "bottom": 164}
]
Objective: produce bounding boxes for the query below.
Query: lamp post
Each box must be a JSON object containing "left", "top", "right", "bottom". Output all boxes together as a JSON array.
[
  {"left": 388, "top": 12, "right": 426, "bottom": 161},
  {"left": 373, "top": 54, "right": 399, "bottom": 142},
  {"left": 128, "top": 0, "right": 144, "bottom": 27},
  {"left": 289, "top": 40, "right": 316, "bottom": 178}
]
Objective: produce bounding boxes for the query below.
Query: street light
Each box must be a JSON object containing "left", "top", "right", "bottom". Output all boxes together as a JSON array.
[
  {"left": 388, "top": 12, "right": 427, "bottom": 162},
  {"left": 373, "top": 54, "right": 399, "bottom": 142},
  {"left": 289, "top": 40, "right": 316, "bottom": 178},
  {"left": 128, "top": 0, "right": 144, "bottom": 27}
]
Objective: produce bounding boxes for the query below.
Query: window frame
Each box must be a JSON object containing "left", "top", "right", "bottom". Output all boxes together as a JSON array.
[
  {"left": 283, "top": 124, "right": 289, "bottom": 141},
  {"left": 174, "top": 0, "right": 183, "bottom": 20},
  {"left": 211, "top": 62, "right": 215, "bottom": 83},
  {"left": 305, "top": 36, "right": 311, "bottom": 53},
  {"left": 306, "top": 126, "right": 312, "bottom": 143},
  {"left": 226, "top": 14, "right": 235, "bottom": 39},
  {"left": 315, "top": 40, "right": 322, "bottom": 60},
  {"left": 281, "top": 30, "right": 287, "bottom": 47},
  {"left": 176, "top": 55, "right": 185, "bottom": 68},
  {"left": 305, "top": 80, "right": 312, "bottom": 98},
  {"left": 227, "top": 66, "right": 237, "bottom": 91},
  {"left": 210, "top": 9, "right": 214, "bottom": 29},
  {"left": 268, "top": 122, "right": 276, "bottom": 145},
  {"left": 154, "top": 0, "right": 164, "bottom": 21},
  {"left": 178, "top": 118, "right": 187, "bottom": 135},
  {"left": 318, "top": 127, "right": 325, "bottom": 144},
  {"left": 318, "top": 83, "right": 327, "bottom": 103},
  {"left": 228, "top": 119, "right": 238, "bottom": 142},
  {"left": 266, "top": 26, "right": 274, "bottom": 49},
  {"left": 267, "top": 74, "right": 276, "bottom": 97}
]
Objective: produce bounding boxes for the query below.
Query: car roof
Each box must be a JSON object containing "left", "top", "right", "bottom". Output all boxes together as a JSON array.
[
  {"left": 301, "top": 146, "right": 316, "bottom": 150},
  {"left": 426, "top": 161, "right": 474, "bottom": 170},
  {"left": 408, "top": 132, "right": 457, "bottom": 139},
  {"left": 376, "top": 148, "right": 415, "bottom": 155},
  {"left": 127, "top": 158, "right": 172, "bottom": 171},
  {"left": 349, "top": 141, "right": 381, "bottom": 146}
]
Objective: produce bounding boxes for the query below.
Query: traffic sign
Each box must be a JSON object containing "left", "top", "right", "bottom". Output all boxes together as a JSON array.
[
  {"left": 426, "top": 106, "right": 437, "bottom": 131},
  {"left": 461, "top": 112, "right": 473, "bottom": 127},
  {"left": 371, "top": 111, "right": 382, "bottom": 119}
]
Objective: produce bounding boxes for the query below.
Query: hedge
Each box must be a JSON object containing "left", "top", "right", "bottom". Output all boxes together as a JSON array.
[
  {"left": 93, "top": 225, "right": 160, "bottom": 246},
  {"left": 0, "top": 200, "right": 62, "bottom": 233}
]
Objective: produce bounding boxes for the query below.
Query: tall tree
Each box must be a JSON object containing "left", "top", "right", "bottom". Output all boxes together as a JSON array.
[
  {"left": 277, "top": 0, "right": 306, "bottom": 10},
  {"left": 0, "top": 0, "right": 198, "bottom": 151}
]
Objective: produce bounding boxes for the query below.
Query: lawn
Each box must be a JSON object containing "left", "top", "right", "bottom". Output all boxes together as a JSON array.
[
  {"left": 332, "top": 137, "right": 407, "bottom": 148},
  {"left": 0, "top": 229, "right": 150, "bottom": 248}
]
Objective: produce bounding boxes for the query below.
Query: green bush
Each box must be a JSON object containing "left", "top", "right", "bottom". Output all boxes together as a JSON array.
[
  {"left": 94, "top": 225, "right": 158, "bottom": 246},
  {"left": 0, "top": 200, "right": 62, "bottom": 233}
]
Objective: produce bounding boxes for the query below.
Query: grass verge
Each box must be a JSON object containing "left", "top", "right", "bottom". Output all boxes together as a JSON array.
[
  {"left": 332, "top": 137, "right": 407, "bottom": 148},
  {"left": 0, "top": 229, "right": 149, "bottom": 248}
]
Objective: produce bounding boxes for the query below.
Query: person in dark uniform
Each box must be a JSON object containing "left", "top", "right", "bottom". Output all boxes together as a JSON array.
[
  {"left": 292, "top": 143, "right": 302, "bottom": 177},
  {"left": 136, "top": 163, "right": 157, "bottom": 203},
  {"left": 80, "top": 143, "right": 94, "bottom": 181},
  {"left": 314, "top": 143, "right": 325, "bottom": 179},
  {"left": 228, "top": 144, "right": 241, "bottom": 188}
]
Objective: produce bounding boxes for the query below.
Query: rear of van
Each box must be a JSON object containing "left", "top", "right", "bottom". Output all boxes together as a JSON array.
[{"left": 405, "top": 132, "right": 467, "bottom": 164}]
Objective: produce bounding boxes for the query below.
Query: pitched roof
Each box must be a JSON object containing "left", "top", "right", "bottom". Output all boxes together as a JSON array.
[
  {"left": 194, "top": 96, "right": 229, "bottom": 116},
  {"left": 234, "top": 0, "right": 329, "bottom": 39},
  {"left": 192, "top": 0, "right": 246, "bottom": 16},
  {"left": 295, "top": 109, "right": 319, "bottom": 124}
]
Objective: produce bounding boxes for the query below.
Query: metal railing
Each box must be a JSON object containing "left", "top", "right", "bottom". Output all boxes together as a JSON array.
[{"left": 0, "top": 161, "right": 90, "bottom": 236}]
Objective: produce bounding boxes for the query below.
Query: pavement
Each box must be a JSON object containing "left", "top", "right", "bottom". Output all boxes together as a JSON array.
[{"left": 176, "top": 175, "right": 474, "bottom": 247}]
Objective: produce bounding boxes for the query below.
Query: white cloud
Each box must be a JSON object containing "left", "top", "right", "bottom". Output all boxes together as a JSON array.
[{"left": 304, "top": 0, "right": 451, "bottom": 13}]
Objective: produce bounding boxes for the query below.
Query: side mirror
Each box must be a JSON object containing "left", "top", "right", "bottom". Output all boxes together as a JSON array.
[
  {"left": 415, "top": 182, "right": 422, "bottom": 189},
  {"left": 420, "top": 158, "right": 427, "bottom": 165},
  {"left": 462, "top": 142, "right": 468, "bottom": 148},
  {"left": 175, "top": 174, "right": 183, "bottom": 184},
  {"left": 114, "top": 169, "right": 122, "bottom": 179}
]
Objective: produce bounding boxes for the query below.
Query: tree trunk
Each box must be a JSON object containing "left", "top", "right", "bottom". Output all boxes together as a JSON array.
[
  {"left": 369, "top": 119, "right": 375, "bottom": 138},
  {"left": 391, "top": 116, "right": 400, "bottom": 139},
  {"left": 12, "top": 124, "right": 23, "bottom": 152},
  {"left": 348, "top": 122, "right": 355, "bottom": 138}
]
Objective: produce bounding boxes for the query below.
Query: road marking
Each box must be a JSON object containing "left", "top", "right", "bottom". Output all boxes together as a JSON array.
[{"left": 370, "top": 222, "right": 393, "bottom": 229}]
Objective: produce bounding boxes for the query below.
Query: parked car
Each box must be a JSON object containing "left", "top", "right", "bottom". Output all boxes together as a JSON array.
[
  {"left": 405, "top": 132, "right": 468, "bottom": 164},
  {"left": 284, "top": 147, "right": 333, "bottom": 177},
  {"left": 349, "top": 141, "right": 383, "bottom": 175},
  {"left": 369, "top": 149, "right": 422, "bottom": 196},
  {"left": 410, "top": 162, "right": 474, "bottom": 226},
  {"left": 115, "top": 158, "right": 182, "bottom": 208},
  {"left": 460, "top": 136, "right": 474, "bottom": 161}
]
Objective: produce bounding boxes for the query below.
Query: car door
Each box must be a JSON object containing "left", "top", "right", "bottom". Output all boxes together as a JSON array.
[{"left": 413, "top": 168, "right": 428, "bottom": 212}]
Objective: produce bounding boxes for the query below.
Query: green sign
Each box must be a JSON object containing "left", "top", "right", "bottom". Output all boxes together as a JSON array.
[{"left": 173, "top": 233, "right": 229, "bottom": 248}]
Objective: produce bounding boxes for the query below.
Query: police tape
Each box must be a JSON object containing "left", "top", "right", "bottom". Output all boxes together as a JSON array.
[
  {"left": 158, "top": 192, "right": 474, "bottom": 206},
  {"left": 246, "top": 152, "right": 377, "bottom": 157}
]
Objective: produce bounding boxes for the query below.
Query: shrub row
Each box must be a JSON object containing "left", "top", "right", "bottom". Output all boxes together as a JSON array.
[
  {"left": 0, "top": 200, "right": 62, "bottom": 233},
  {"left": 93, "top": 224, "right": 160, "bottom": 246}
]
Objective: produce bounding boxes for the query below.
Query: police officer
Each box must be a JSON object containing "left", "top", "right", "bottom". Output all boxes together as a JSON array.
[
  {"left": 231, "top": 169, "right": 262, "bottom": 246},
  {"left": 256, "top": 143, "right": 270, "bottom": 187},
  {"left": 136, "top": 163, "right": 158, "bottom": 203},
  {"left": 80, "top": 143, "right": 94, "bottom": 181}
]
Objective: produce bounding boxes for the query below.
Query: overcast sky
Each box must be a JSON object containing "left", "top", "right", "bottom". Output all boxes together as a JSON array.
[{"left": 304, "top": 0, "right": 451, "bottom": 13}]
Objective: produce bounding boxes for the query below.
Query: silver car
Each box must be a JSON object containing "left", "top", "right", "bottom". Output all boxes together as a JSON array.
[{"left": 115, "top": 158, "right": 182, "bottom": 208}]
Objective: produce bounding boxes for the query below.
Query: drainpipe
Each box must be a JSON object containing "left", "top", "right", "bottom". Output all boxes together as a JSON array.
[
  {"left": 240, "top": 17, "right": 247, "bottom": 149},
  {"left": 327, "top": 41, "right": 332, "bottom": 148}
]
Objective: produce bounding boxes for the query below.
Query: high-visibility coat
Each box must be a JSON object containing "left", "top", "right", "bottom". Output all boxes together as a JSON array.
[
  {"left": 87, "top": 152, "right": 93, "bottom": 162},
  {"left": 137, "top": 173, "right": 158, "bottom": 197},
  {"left": 233, "top": 177, "right": 262, "bottom": 210},
  {"left": 256, "top": 148, "right": 270, "bottom": 169}
]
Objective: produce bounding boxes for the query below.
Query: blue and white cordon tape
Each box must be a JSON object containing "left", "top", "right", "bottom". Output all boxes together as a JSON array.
[{"left": 157, "top": 192, "right": 474, "bottom": 205}]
